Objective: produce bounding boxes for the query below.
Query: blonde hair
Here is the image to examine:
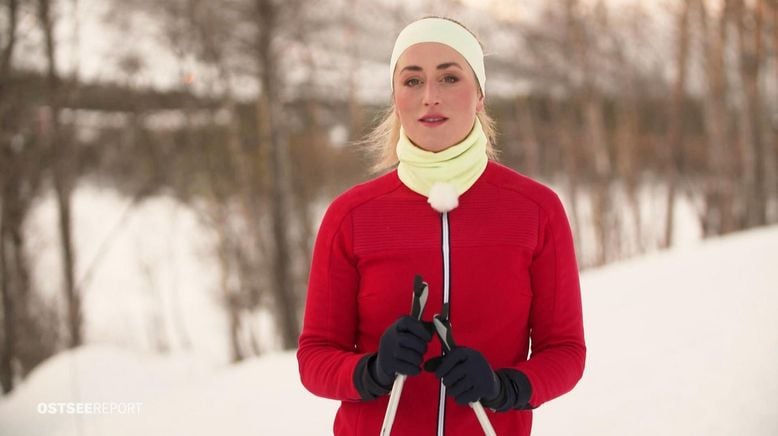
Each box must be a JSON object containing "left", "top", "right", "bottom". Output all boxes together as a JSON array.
[{"left": 361, "top": 16, "right": 499, "bottom": 175}]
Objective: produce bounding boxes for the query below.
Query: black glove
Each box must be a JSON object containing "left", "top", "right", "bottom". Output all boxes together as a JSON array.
[
  {"left": 371, "top": 315, "right": 433, "bottom": 387},
  {"left": 482, "top": 369, "right": 534, "bottom": 411},
  {"left": 435, "top": 347, "right": 500, "bottom": 406}
]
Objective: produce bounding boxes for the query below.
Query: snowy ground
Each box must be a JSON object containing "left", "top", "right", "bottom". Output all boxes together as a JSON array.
[
  {"left": 2, "top": 223, "right": 777, "bottom": 435},
  {"left": 25, "top": 186, "right": 232, "bottom": 362},
  {"left": 532, "top": 225, "right": 778, "bottom": 436}
]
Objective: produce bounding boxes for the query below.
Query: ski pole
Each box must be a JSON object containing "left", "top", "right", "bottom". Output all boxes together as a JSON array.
[
  {"left": 432, "top": 306, "right": 497, "bottom": 436},
  {"left": 380, "top": 275, "right": 429, "bottom": 436}
]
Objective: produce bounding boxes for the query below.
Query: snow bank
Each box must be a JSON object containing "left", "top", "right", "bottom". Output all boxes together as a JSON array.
[{"left": 534, "top": 225, "right": 778, "bottom": 436}]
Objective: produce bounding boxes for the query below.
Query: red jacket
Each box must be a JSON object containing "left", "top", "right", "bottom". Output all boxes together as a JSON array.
[{"left": 298, "top": 161, "right": 585, "bottom": 435}]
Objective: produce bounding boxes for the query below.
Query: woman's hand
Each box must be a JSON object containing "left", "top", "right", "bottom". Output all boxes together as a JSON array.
[
  {"left": 372, "top": 315, "right": 433, "bottom": 386},
  {"left": 435, "top": 347, "right": 500, "bottom": 405}
]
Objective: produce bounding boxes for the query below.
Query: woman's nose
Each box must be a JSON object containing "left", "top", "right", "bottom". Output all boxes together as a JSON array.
[{"left": 422, "top": 83, "right": 440, "bottom": 106}]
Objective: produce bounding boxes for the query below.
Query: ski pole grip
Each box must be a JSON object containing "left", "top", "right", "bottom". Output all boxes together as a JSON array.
[
  {"left": 379, "top": 275, "right": 429, "bottom": 436},
  {"left": 411, "top": 275, "right": 428, "bottom": 320}
]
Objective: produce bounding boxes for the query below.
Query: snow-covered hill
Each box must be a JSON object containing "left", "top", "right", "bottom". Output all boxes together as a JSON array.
[
  {"left": 1, "top": 226, "right": 777, "bottom": 436},
  {"left": 533, "top": 225, "right": 778, "bottom": 436}
]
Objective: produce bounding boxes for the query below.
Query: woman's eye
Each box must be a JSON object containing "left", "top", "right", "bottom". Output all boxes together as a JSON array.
[
  {"left": 404, "top": 78, "right": 422, "bottom": 87},
  {"left": 442, "top": 75, "right": 459, "bottom": 84}
]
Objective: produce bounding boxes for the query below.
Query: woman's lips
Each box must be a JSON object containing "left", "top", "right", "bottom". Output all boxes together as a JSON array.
[{"left": 418, "top": 116, "right": 448, "bottom": 127}]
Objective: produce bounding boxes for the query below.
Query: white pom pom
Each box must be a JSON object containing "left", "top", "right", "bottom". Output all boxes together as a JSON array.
[{"left": 427, "top": 182, "right": 459, "bottom": 213}]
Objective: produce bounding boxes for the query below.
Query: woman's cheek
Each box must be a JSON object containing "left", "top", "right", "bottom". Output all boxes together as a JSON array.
[{"left": 394, "top": 90, "right": 416, "bottom": 111}]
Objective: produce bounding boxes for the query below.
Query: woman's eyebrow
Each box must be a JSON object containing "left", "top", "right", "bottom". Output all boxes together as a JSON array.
[
  {"left": 436, "top": 62, "right": 463, "bottom": 70},
  {"left": 399, "top": 62, "right": 464, "bottom": 73}
]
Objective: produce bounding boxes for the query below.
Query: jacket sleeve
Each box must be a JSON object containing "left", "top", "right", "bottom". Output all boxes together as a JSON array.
[
  {"left": 297, "top": 199, "right": 367, "bottom": 401},
  {"left": 513, "top": 192, "right": 586, "bottom": 408}
]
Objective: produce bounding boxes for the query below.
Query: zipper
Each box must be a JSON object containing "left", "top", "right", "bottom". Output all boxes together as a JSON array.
[{"left": 437, "top": 211, "right": 451, "bottom": 436}]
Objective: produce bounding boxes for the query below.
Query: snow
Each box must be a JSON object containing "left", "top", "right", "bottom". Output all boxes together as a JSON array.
[
  {"left": 533, "top": 225, "right": 778, "bottom": 436},
  {"left": 2, "top": 224, "right": 777, "bottom": 435},
  {"left": 0, "top": 345, "right": 336, "bottom": 436},
  {"left": 26, "top": 185, "right": 229, "bottom": 362}
]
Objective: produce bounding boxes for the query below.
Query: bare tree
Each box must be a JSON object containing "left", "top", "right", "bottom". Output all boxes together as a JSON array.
[
  {"left": 253, "top": 0, "right": 300, "bottom": 350},
  {"left": 772, "top": 0, "right": 778, "bottom": 222},
  {"left": 0, "top": 0, "right": 17, "bottom": 103},
  {"left": 345, "top": 0, "right": 363, "bottom": 140},
  {"left": 514, "top": 95, "right": 541, "bottom": 178},
  {"left": 0, "top": 0, "right": 21, "bottom": 395},
  {"left": 187, "top": 0, "right": 269, "bottom": 359},
  {"left": 663, "top": 0, "right": 692, "bottom": 249},
  {"left": 559, "top": 1, "right": 585, "bottom": 261},
  {"left": 37, "top": 0, "right": 82, "bottom": 347},
  {"left": 580, "top": 1, "right": 615, "bottom": 265},
  {"left": 611, "top": 5, "right": 651, "bottom": 256},
  {"left": 697, "top": 0, "right": 738, "bottom": 236},
  {"left": 2, "top": 0, "right": 61, "bottom": 392},
  {"left": 734, "top": 0, "right": 769, "bottom": 227}
]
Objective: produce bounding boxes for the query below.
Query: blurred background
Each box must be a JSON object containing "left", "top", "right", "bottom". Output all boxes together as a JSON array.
[{"left": 0, "top": 0, "right": 777, "bottom": 434}]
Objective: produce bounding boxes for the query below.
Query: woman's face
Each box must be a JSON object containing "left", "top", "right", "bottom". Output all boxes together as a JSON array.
[{"left": 393, "top": 42, "right": 484, "bottom": 153}]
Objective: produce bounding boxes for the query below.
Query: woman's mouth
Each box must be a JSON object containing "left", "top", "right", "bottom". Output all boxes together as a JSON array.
[{"left": 418, "top": 115, "right": 449, "bottom": 127}]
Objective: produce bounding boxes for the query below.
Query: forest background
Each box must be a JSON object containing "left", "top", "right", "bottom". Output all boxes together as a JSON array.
[{"left": 1, "top": 0, "right": 777, "bottom": 396}]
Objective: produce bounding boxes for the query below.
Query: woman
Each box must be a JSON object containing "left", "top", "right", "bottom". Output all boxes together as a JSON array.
[{"left": 297, "top": 17, "right": 585, "bottom": 436}]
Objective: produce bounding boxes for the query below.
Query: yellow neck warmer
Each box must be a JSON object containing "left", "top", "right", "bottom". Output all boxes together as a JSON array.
[{"left": 396, "top": 118, "right": 489, "bottom": 198}]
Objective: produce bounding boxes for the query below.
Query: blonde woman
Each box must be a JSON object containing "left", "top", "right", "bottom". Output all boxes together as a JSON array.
[{"left": 298, "top": 17, "right": 585, "bottom": 436}]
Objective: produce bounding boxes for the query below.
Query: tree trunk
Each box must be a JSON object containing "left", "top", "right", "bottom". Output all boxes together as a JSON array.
[
  {"left": 219, "top": 73, "right": 267, "bottom": 359},
  {"left": 227, "top": 297, "right": 245, "bottom": 363},
  {"left": 515, "top": 96, "right": 541, "bottom": 178},
  {"left": 0, "top": 0, "right": 18, "bottom": 108},
  {"left": 38, "top": 0, "right": 81, "bottom": 348},
  {"left": 255, "top": 0, "right": 299, "bottom": 350},
  {"left": 0, "top": 0, "right": 20, "bottom": 395},
  {"left": 698, "top": 0, "right": 736, "bottom": 236},
  {"left": 572, "top": 0, "right": 613, "bottom": 265},
  {"left": 0, "top": 197, "right": 16, "bottom": 394},
  {"left": 0, "top": 164, "right": 37, "bottom": 387},
  {"left": 735, "top": 0, "right": 768, "bottom": 227},
  {"left": 554, "top": 100, "right": 582, "bottom": 264},
  {"left": 560, "top": 0, "right": 583, "bottom": 264},
  {"left": 773, "top": 0, "right": 778, "bottom": 222},
  {"left": 614, "top": 95, "right": 643, "bottom": 255},
  {"left": 583, "top": 95, "right": 611, "bottom": 265},
  {"left": 612, "top": 7, "right": 645, "bottom": 256},
  {"left": 663, "top": 0, "right": 692, "bottom": 249},
  {"left": 346, "top": 0, "right": 362, "bottom": 140}
]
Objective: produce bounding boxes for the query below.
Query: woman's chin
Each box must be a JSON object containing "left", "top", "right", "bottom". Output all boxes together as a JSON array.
[{"left": 411, "top": 137, "right": 453, "bottom": 153}]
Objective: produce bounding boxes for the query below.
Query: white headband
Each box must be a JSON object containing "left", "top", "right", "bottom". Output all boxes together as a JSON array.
[{"left": 389, "top": 18, "right": 485, "bottom": 96}]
